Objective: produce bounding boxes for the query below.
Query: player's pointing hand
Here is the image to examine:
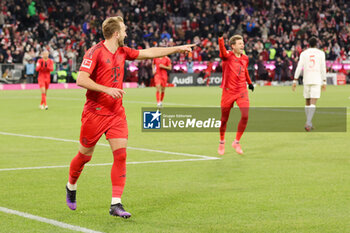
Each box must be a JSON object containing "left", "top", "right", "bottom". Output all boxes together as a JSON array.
[{"left": 178, "top": 44, "right": 196, "bottom": 53}]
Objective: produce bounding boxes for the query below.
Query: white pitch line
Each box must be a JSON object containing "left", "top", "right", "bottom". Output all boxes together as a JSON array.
[
  {"left": 0, "top": 131, "right": 217, "bottom": 160},
  {"left": 0, "top": 131, "right": 220, "bottom": 172},
  {"left": 0, "top": 207, "right": 103, "bottom": 233},
  {"left": 0, "top": 158, "right": 219, "bottom": 172},
  {"left": 0, "top": 96, "right": 219, "bottom": 107}
]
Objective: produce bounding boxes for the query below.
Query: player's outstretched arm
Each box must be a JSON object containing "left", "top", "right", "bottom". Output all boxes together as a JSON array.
[
  {"left": 77, "top": 71, "right": 125, "bottom": 99},
  {"left": 218, "top": 37, "right": 229, "bottom": 59},
  {"left": 137, "top": 44, "right": 196, "bottom": 60}
]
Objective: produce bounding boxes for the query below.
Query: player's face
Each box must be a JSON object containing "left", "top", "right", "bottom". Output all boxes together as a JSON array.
[
  {"left": 232, "top": 39, "right": 244, "bottom": 55},
  {"left": 117, "top": 23, "right": 127, "bottom": 47},
  {"left": 42, "top": 51, "right": 49, "bottom": 59}
]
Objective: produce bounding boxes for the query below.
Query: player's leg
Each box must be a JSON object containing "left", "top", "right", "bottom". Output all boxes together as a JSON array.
[
  {"left": 303, "top": 85, "right": 314, "bottom": 131},
  {"left": 218, "top": 90, "right": 234, "bottom": 155},
  {"left": 44, "top": 80, "right": 50, "bottom": 109},
  {"left": 204, "top": 74, "right": 210, "bottom": 86},
  {"left": 66, "top": 111, "right": 104, "bottom": 210},
  {"left": 156, "top": 83, "right": 161, "bottom": 107},
  {"left": 154, "top": 75, "right": 161, "bottom": 106},
  {"left": 38, "top": 80, "right": 45, "bottom": 109},
  {"left": 66, "top": 144, "right": 94, "bottom": 210},
  {"left": 160, "top": 84, "right": 165, "bottom": 106},
  {"left": 232, "top": 91, "right": 250, "bottom": 155},
  {"left": 306, "top": 85, "right": 321, "bottom": 130},
  {"left": 106, "top": 116, "right": 131, "bottom": 218}
]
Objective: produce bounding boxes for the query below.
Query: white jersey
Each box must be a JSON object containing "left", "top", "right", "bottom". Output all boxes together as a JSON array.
[{"left": 294, "top": 48, "right": 326, "bottom": 85}]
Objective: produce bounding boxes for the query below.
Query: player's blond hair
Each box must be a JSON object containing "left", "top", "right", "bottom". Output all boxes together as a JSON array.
[
  {"left": 229, "top": 35, "right": 243, "bottom": 46},
  {"left": 102, "top": 16, "right": 124, "bottom": 39}
]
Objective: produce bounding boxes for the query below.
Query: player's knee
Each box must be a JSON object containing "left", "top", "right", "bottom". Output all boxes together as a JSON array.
[
  {"left": 113, "top": 148, "right": 127, "bottom": 162},
  {"left": 220, "top": 119, "right": 228, "bottom": 126},
  {"left": 77, "top": 152, "right": 92, "bottom": 163},
  {"left": 241, "top": 114, "right": 249, "bottom": 121}
]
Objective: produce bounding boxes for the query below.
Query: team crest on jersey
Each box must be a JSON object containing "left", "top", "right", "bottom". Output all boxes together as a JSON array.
[{"left": 82, "top": 59, "right": 92, "bottom": 69}]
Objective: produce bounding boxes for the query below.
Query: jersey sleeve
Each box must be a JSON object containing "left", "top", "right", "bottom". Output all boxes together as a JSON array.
[
  {"left": 48, "top": 59, "right": 54, "bottom": 72},
  {"left": 244, "top": 57, "right": 252, "bottom": 84},
  {"left": 36, "top": 59, "right": 42, "bottom": 72},
  {"left": 294, "top": 52, "right": 304, "bottom": 79},
  {"left": 320, "top": 51, "right": 327, "bottom": 83},
  {"left": 124, "top": 46, "right": 140, "bottom": 61},
  {"left": 218, "top": 37, "right": 229, "bottom": 60},
  {"left": 166, "top": 57, "right": 171, "bottom": 66},
  {"left": 79, "top": 47, "right": 99, "bottom": 74}
]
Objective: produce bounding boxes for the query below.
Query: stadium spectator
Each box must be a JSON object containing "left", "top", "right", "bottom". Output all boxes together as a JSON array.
[
  {"left": 137, "top": 59, "right": 152, "bottom": 87},
  {"left": 1, "top": 0, "right": 349, "bottom": 83},
  {"left": 186, "top": 57, "right": 194, "bottom": 73},
  {"left": 24, "top": 58, "right": 35, "bottom": 83},
  {"left": 274, "top": 57, "right": 282, "bottom": 82}
]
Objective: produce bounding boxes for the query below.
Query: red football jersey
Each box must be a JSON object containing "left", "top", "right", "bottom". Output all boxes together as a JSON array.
[
  {"left": 79, "top": 41, "right": 139, "bottom": 116},
  {"left": 153, "top": 57, "right": 171, "bottom": 78},
  {"left": 36, "top": 58, "right": 54, "bottom": 80},
  {"left": 205, "top": 61, "right": 213, "bottom": 74},
  {"left": 218, "top": 37, "right": 252, "bottom": 92}
]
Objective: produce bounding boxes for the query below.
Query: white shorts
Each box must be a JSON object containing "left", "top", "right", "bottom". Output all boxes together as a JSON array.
[{"left": 303, "top": 84, "right": 321, "bottom": 99}]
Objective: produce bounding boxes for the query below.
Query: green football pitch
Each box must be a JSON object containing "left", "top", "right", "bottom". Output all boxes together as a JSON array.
[{"left": 0, "top": 85, "right": 349, "bottom": 233}]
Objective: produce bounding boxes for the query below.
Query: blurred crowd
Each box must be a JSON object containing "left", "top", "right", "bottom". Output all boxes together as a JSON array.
[{"left": 0, "top": 0, "right": 349, "bottom": 83}]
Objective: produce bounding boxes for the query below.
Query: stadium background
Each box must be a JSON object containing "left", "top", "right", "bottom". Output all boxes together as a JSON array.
[{"left": 0, "top": 0, "right": 349, "bottom": 85}]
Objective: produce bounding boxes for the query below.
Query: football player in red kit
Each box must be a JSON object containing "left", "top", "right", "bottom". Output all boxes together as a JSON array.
[
  {"left": 203, "top": 58, "right": 213, "bottom": 86},
  {"left": 65, "top": 16, "right": 195, "bottom": 218},
  {"left": 36, "top": 51, "right": 54, "bottom": 110},
  {"left": 153, "top": 55, "right": 172, "bottom": 108},
  {"left": 218, "top": 35, "right": 254, "bottom": 155}
]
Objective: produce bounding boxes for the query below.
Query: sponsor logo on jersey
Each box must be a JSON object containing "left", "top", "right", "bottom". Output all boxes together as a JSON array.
[{"left": 82, "top": 59, "right": 92, "bottom": 69}]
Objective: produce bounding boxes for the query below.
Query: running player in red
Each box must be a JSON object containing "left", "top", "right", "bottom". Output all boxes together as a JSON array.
[
  {"left": 65, "top": 16, "right": 195, "bottom": 218},
  {"left": 153, "top": 55, "right": 172, "bottom": 108},
  {"left": 203, "top": 58, "right": 213, "bottom": 86},
  {"left": 217, "top": 35, "right": 254, "bottom": 155},
  {"left": 36, "top": 51, "right": 54, "bottom": 110}
]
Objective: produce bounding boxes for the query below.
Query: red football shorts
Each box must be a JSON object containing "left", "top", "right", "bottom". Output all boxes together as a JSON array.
[
  {"left": 221, "top": 88, "right": 249, "bottom": 108},
  {"left": 154, "top": 75, "right": 167, "bottom": 87},
  {"left": 38, "top": 78, "right": 50, "bottom": 89},
  {"left": 79, "top": 110, "right": 128, "bottom": 148}
]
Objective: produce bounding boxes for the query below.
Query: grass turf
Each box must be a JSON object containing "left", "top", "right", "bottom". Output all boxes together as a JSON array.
[{"left": 0, "top": 85, "right": 349, "bottom": 233}]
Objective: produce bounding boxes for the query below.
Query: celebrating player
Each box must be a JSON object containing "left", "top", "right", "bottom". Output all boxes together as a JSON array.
[
  {"left": 217, "top": 35, "right": 254, "bottom": 155},
  {"left": 292, "top": 36, "right": 327, "bottom": 131},
  {"left": 203, "top": 58, "right": 214, "bottom": 86},
  {"left": 65, "top": 16, "right": 195, "bottom": 218},
  {"left": 36, "top": 51, "right": 53, "bottom": 110},
  {"left": 153, "top": 52, "right": 172, "bottom": 108}
]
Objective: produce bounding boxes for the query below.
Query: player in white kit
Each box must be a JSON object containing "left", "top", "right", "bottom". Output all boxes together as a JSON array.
[{"left": 292, "top": 36, "right": 327, "bottom": 131}]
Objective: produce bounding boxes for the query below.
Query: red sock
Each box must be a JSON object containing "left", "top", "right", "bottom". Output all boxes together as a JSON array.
[
  {"left": 220, "top": 107, "right": 231, "bottom": 141},
  {"left": 40, "top": 93, "right": 45, "bottom": 105},
  {"left": 41, "top": 93, "right": 46, "bottom": 106},
  {"left": 156, "top": 91, "right": 160, "bottom": 103},
  {"left": 111, "top": 148, "right": 127, "bottom": 198},
  {"left": 160, "top": 92, "right": 165, "bottom": 101},
  {"left": 235, "top": 106, "right": 249, "bottom": 141},
  {"left": 68, "top": 152, "right": 92, "bottom": 184}
]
